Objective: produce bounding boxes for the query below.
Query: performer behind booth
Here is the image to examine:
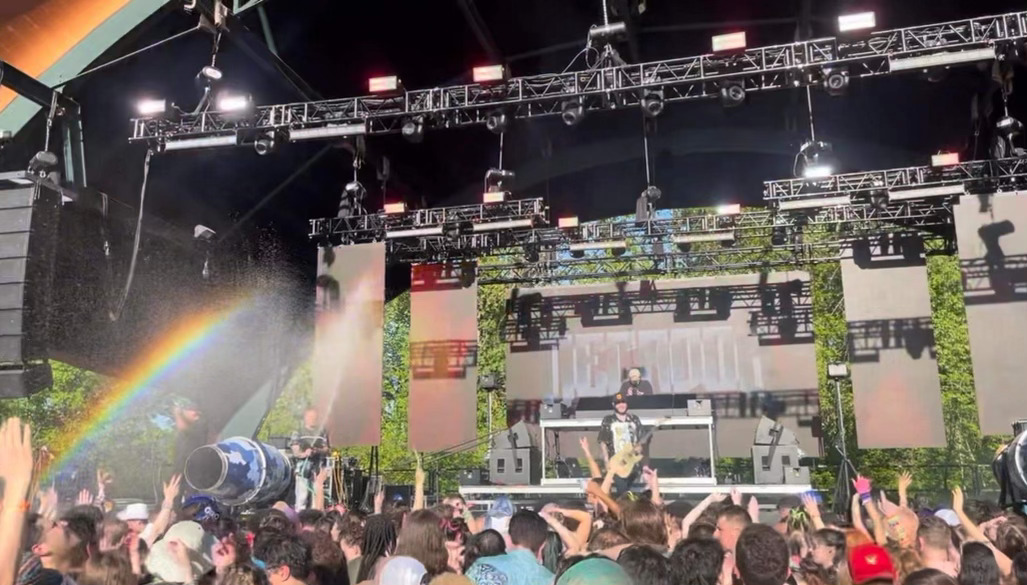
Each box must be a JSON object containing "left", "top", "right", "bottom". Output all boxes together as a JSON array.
[
  {"left": 290, "top": 406, "right": 331, "bottom": 511},
  {"left": 618, "top": 367, "right": 654, "bottom": 396},
  {"left": 597, "top": 392, "right": 647, "bottom": 494},
  {"left": 173, "top": 398, "right": 209, "bottom": 499}
]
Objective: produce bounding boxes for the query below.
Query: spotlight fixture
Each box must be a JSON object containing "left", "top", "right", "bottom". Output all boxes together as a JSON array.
[
  {"left": 485, "top": 168, "right": 515, "bottom": 193},
  {"left": 253, "top": 131, "right": 277, "bottom": 156},
  {"left": 931, "top": 152, "right": 960, "bottom": 166},
  {"left": 523, "top": 244, "right": 540, "bottom": 263},
  {"left": 401, "top": 116, "right": 424, "bottom": 143},
  {"left": 888, "top": 47, "right": 995, "bottom": 72},
  {"left": 27, "top": 151, "right": 58, "bottom": 175},
  {"left": 558, "top": 216, "right": 579, "bottom": 228},
  {"left": 473, "top": 65, "right": 507, "bottom": 84},
  {"left": 796, "top": 140, "right": 836, "bottom": 178},
  {"left": 198, "top": 66, "right": 223, "bottom": 84},
  {"left": 771, "top": 226, "right": 788, "bottom": 246},
  {"left": 635, "top": 185, "right": 662, "bottom": 221},
  {"left": 561, "top": 100, "right": 585, "bottom": 127},
  {"left": 640, "top": 89, "right": 665, "bottom": 118},
  {"left": 838, "top": 12, "right": 876, "bottom": 33},
  {"left": 823, "top": 67, "right": 849, "bottom": 96},
  {"left": 712, "top": 31, "right": 747, "bottom": 52},
  {"left": 719, "top": 81, "right": 746, "bottom": 107},
  {"left": 486, "top": 110, "right": 508, "bottom": 134},
  {"left": 216, "top": 93, "right": 252, "bottom": 113},
  {"left": 193, "top": 225, "right": 216, "bottom": 241},
  {"left": 338, "top": 181, "right": 367, "bottom": 218},
  {"left": 383, "top": 202, "right": 407, "bottom": 214},
  {"left": 997, "top": 115, "right": 1024, "bottom": 138},
  {"left": 368, "top": 75, "right": 402, "bottom": 94},
  {"left": 588, "top": 21, "right": 627, "bottom": 46}
]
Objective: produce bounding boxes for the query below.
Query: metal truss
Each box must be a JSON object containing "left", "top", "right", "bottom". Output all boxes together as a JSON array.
[
  {"left": 764, "top": 157, "right": 1027, "bottom": 204},
  {"left": 130, "top": 11, "right": 1027, "bottom": 144}
]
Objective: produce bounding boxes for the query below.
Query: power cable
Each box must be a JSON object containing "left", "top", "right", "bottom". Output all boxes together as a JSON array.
[{"left": 109, "top": 148, "right": 153, "bottom": 322}]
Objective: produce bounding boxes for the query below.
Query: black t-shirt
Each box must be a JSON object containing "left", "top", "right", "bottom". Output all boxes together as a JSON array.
[{"left": 173, "top": 419, "right": 209, "bottom": 473}]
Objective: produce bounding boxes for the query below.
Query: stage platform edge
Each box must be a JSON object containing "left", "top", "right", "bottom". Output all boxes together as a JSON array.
[{"left": 459, "top": 483, "right": 813, "bottom": 509}]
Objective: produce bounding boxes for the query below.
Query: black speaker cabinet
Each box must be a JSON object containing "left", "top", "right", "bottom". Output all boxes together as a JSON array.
[
  {"left": 0, "top": 176, "right": 60, "bottom": 397},
  {"left": 751, "top": 445, "right": 811, "bottom": 485},
  {"left": 489, "top": 447, "right": 541, "bottom": 485}
]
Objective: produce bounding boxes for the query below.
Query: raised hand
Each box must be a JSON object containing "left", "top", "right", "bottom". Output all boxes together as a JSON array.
[
  {"left": 578, "top": 436, "right": 591, "bottom": 453},
  {"left": 0, "top": 418, "right": 33, "bottom": 504},
  {"left": 730, "top": 487, "right": 742, "bottom": 506},
  {"left": 852, "top": 475, "right": 872, "bottom": 497},
  {"left": 315, "top": 466, "right": 331, "bottom": 485},
  {"left": 163, "top": 474, "right": 182, "bottom": 505},
  {"left": 951, "top": 486, "right": 965, "bottom": 514},
  {"left": 76, "top": 489, "right": 95, "bottom": 507},
  {"left": 374, "top": 482, "right": 385, "bottom": 513},
  {"left": 898, "top": 471, "right": 913, "bottom": 492},
  {"left": 37, "top": 486, "right": 58, "bottom": 521},
  {"left": 800, "top": 492, "right": 821, "bottom": 518}
]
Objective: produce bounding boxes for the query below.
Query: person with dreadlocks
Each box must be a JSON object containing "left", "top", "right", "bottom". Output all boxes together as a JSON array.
[{"left": 354, "top": 515, "right": 397, "bottom": 584}]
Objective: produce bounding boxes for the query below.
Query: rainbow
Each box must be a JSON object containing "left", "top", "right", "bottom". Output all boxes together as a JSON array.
[{"left": 45, "top": 299, "right": 251, "bottom": 476}]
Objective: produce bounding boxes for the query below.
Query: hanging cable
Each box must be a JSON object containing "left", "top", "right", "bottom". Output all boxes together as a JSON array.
[
  {"left": 642, "top": 116, "right": 653, "bottom": 186},
  {"left": 805, "top": 85, "right": 817, "bottom": 142},
  {"left": 109, "top": 148, "right": 153, "bottom": 322},
  {"left": 498, "top": 131, "right": 505, "bottom": 170}
]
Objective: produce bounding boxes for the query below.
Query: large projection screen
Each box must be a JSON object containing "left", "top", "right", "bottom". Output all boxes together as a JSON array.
[
  {"left": 313, "top": 243, "right": 386, "bottom": 446},
  {"left": 505, "top": 273, "right": 820, "bottom": 456},
  {"left": 954, "top": 193, "right": 1027, "bottom": 436},
  {"left": 841, "top": 244, "right": 946, "bottom": 449},
  {"left": 408, "top": 264, "right": 479, "bottom": 452}
]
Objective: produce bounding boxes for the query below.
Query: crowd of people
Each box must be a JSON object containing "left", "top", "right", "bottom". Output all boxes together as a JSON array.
[{"left": 2, "top": 416, "right": 1027, "bottom": 585}]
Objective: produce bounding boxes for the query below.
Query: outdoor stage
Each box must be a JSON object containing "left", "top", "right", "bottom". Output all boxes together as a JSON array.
[{"left": 458, "top": 481, "right": 812, "bottom": 510}]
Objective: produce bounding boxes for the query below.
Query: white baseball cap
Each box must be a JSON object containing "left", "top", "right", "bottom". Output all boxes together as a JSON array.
[{"left": 117, "top": 503, "right": 150, "bottom": 522}]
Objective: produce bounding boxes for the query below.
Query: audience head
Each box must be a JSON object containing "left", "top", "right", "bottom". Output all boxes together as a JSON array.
[
  {"left": 735, "top": 524, "right": 790, "bottom": 585},
  {"left": 220, "top": 565, "right": 271, "bottom": 585},
  {"left": 337, "top": 511, "right": 365, "bottom": 558},
  {"left": 618, "top": 544, "right": 672, "bottom": 585},
  {"left": 379, "top": 556, "right": 427, "bottom": 585},
  {"left": 588, "top": 526, "right": 631, "bottom": 552},
  {"left": 464, "top": 529, "right": 505, "bottom": 572},
  {"left": 556, "top": 556, "right": 633, "bottom": 585},
  {"left": 996, "top": 520, "right": 1027, "bottom": 559},
  {"left": 905, "top": 569, "right": 958, "bottom": 585},
  {"left": 620, "top": 498, "right": 669, "bottom": 548},
  {"left": 918, "top": 516, "right": 953, "bottom": 553},
  {"left": 509, "top": 510, "right": 549, "bottom": 558},
  {"left": 77, "top": 552, "right": 134, "bottom": 585},
  {"left": 257, "top": 533, "right": 312, "bottom": 585},
  {"left": 958, "top": 542, "right": 1000, "bottom": 585},
  {"left": 810, "top": 528, "right": 847, "bottom": 570},
  {"left": 716, "top": 505, "right": 753, "bottom": 554},
  {"left": 672, "top": 537, "right": 728, "bottom": 585},
  {"left": 1012, "top": 552, "right": 1027, "bottom": 585},
  {"left": 298, "top": 530, "right": 345, "bottom": 585},
  {"left": 396, "top": 509, "right": 448, "bottom": 577},
  {"left": 356, "top": 513, "right": 397, "bottom": 583}
]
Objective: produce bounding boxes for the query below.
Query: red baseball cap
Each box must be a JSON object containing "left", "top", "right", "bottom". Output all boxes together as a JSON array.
[{"left": 848, "top": 544, "right": 896, "bottom": 584}]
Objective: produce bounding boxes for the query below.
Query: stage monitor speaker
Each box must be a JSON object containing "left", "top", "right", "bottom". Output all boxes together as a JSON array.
[
  {"left": 753, "top": 416, "right": 799, "bottom": 446},
  {"left": 385, "top": 484, "right": 414, "bottom": 504},
  {"left": 494, "top": 421, "right": 536, "bottom": 450},
  {"left": 540, "top": 402, "right": 564, "bottom": 420},
  {"left": 458, "top": 468, "right": 488, "bottom": 486},
  {"left": 489, "top": 448, "right": 541, "bottom": 485},
  {"left": 0, "top": 180, "right": 60, "bottom": 397},
  {"left": 752, "top": 445, "right": 809, "bottom": 485},
  {"left": 687, "top": 399, "right": 712, "bottom": 416}
]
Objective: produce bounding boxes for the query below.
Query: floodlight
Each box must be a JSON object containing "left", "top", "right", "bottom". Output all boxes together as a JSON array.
[
  {"left": 383, "top": 202, "right": 407, "bottom": 214},
  {"left": 136, "top": 99, "right": 168, "bottom": 116},
  {"left": 777, "top": 195, "right": 851, "bottom": 211},
  {"left": 931, "top": 152, "right": 960, "bottom": 166},
  {"left": 997, "top": 116, "right": 1024, "bottom": 138},
  {"left": 889, "top": 47, "right": 995, "bottom": 71},
  {"left": 289, "top": 123, "right": 366, "bottom": 141},
  {"left": 589, "top": 22, "right": 627, "bottom": 45},
  {"left": 216, "top": 93, "right": 253, "bottom": 113},
  {"left": 558, "top": 217, "right": 579, "bottom": 228},
  {"left": 253, "top": 132, "right": 277, "bottom": 156},
  {"left": 827, "top": 363, "right": 849, "bottom": 379},
  {"left": 369, "top": 75, "right": 402, "bottom": 93},
  {"left": 823, "top": 67, "right": 849, "bottom": 96},
  {"left": 712, "top": 31, "right": 746, "bottom": 52},
  {"left": 717, "top": 204, "right": 742, "bottom": 215},
  {"left": 568, "top": 240, "right": 627, "bottom": 254},
  {"left": 199, "top": 66, "right": 223, "bottom": 83},
  {"left": 163, "top": 134, "right": 239, "bottom": 152},
  {"left": 796, "top": 140, "right": 837, "bottom": 178},
  {"left": 561, "top": 100, "right": 585, "bottom": 127},
  {"left": 483, "top": 191, "right": 507, "bottom": 203},
  {"left": 473, "top": 65, "right": 506, "bottom": 83},
  {"left": 838, "top": 12, "right": 876, "bottom": 32},
  {"left": 887, "top": 184, "right": 965, "bottom": 201}
]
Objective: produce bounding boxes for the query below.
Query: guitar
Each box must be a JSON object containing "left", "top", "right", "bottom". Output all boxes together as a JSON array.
[{"left": 608, "top": 416, "right": 672, "bottom": 478}]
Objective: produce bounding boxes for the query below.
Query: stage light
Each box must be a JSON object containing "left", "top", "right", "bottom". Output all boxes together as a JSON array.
[
  {"left": 473, "top": 65, "right": 506, "bottom": 83},
  {"left": 253, "top": 132, "right": 277, "bottom": 156},
  {"left": 931, "top": 152, "right": 960, "bottom": 166},
  {"left": 193, "top": 225, "right": 216, "bottom": 241},
  {"left": 136, "top": 98, "right": 168, "bottom": 116},
  {"left": 717, "top": 204, "right": 742, "bottom": 215},
  {"left": 385, "top": 226, "right": 443, "bottom": 239},
  {"left": 640, "top": 89, "right": 665, "bottom": 118},
  {"left": 558, "top": 216, "right": 579, "bottom": 228},
  {"left": 561, "top": 100, "right": 585, "bottom": 127},
  {"left": 838, "top": 11, "right": 876, "bottom": 32},
  {"left": 796, "top": 140, "right": 837, "bottom": 178},
  {"left": 289, "top": 123, "right": 367, "bottom": 141},
  {"left": 672, "top": 231, "right": 735, "bottom": 246},
  {"left": 199, "top": 66, "right": 223, "bottom": 83},
  {"left": 889, "top": 47, "right": 995, "bottom": 72},
  {"left": 369, "top": 75, "right": 402, "bottom": 93},
  {"left": 570, "top": 249, "right": 585, "bottom": 259},
  {"left": 719, "top": 82, "right": 746, "bottom": 107},
  {"left": 589, "top": 22, "right": 627, "bottom": 45},
  {"left": 384, "top": 202, "right": 407, "bottom": 214},
  {"left": 483, "top": 191, "right": 507, "bottom": 203},
  {"left": 163, "top": 134, "right": 238, "bottom": 152},
  {"left": 401, "top": 116, "right": 424, "bottom": 143},
  {"left": 771, "top": 226, "right": 788, "bottom": 246},
  {"left": 887, "top": 184, "right": 965, "bottom": 201},
  {"left": 485, "top": 168, "right": 515, "bottom": 192},
  {"left": 869, "top": 192, "right": 888, "bottom": 211},
  {"left": 471, "top": 218, "right": 534, "bottom": 232},
  {"left": 216, "top": 93, "right": 253, "bottom": 113},
  {"left": 823, "top": 67, "right": 849, "bottom": 96},
  {"left": 778, "top": 195, "right": 851, "bottom": 211},
  {"left": 997, "top": 116, "right": 1024, "bottom": 138},
  {"left": 568, "top": 240, "right": 627, "bottom": 254},
  {"left": 486, "top": 110, "right": 508, "bottom": 134},
  {"left": 712, "top": 31, "right": 746, "bottom": 52}
]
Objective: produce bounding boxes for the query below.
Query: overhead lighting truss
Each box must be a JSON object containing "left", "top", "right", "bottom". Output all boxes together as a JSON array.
[
  {"left": 130, "top": 11, "right": 1027, "bottom": 146},
  {"left": 764, "top": 156, "right": 1027, "bottom": 208}
]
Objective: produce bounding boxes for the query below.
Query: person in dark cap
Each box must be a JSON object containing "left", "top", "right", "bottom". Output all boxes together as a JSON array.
[{"left": 597, "top": 392, "right": 646, "bottom": 495}]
